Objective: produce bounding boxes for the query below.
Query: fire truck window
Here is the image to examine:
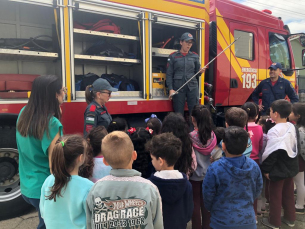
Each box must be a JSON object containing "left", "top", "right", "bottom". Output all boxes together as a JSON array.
[
  {"left": 234, "top": 30, "right": 254, "bottom": 60},
  {"left": 269, "top": 33, "right": 291, "bottom": 69}
]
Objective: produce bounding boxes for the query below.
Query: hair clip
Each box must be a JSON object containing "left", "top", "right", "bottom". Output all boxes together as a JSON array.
[
  {"left": 112, "top": 121, "right": 116, "bottom": 124},
  {"left": 145, "top": 114, "right": 162, "bottom": 124},
  {"left": 146, "top": 127, "right": 154, "bottom": 134},
  {"left": 60, "top": 141, "right": 65, "bottom": 147},
  {"left": 266, "top": 118, "right": 275, "bottom": 123},
  {"left": 145, "top": 114, "right": 157, "bottom": 123},
  {"left": 127, "top": 127, "right": 136, "bottom": 134},
  {"left": 247, "top": 108, "right": 250, "bottom": 111}
]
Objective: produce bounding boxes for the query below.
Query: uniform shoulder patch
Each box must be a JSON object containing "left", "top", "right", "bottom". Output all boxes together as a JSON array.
[
  {"left": 192, "top": 51, "right": 198, "bottom": 55},
  {"left": 89, "top": 105, "right": 96, "bottom": 112},
  {"left": 169, "top": 51, "right": 176, "bottom": 56}
]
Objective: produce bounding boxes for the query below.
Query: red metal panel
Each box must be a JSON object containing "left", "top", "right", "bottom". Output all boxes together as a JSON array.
[
  {"left": 212, "top": 0, "right": 286, "bottom": 33},
  {"left": 61, "top": 100, "right": 175, "bottom": 134},
  {"left": 228, "top": 22, "right": 258, "bottom": 105},
  {"left": 213, "top": 18, "right": 231, "bottom": 106}
]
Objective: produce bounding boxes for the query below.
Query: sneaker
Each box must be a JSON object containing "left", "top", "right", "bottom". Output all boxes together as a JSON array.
[
  {"left": 281, "top": 217, "right": 295, "bottom": 227},
  {"left": 296, "top": 207, "right": 305, "bottom": 214},
  {"left": 261, "top": 218, "right": 279, "bottom": 229},
  {"left": 261, "top": 208, "right": 268, "bottom": 213},
  {"left": 257, "top": 212, "right": 263, "bottom": 217},
  {"left": 266, "top": 201, "right": 270, "bottom": 206}
]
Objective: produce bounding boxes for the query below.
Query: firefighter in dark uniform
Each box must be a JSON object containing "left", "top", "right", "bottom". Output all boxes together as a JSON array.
[
  {"left": 84, "top": 78, "right": 118, "bottom": 136},
  {"left": 252, "top": 62, "right": 299, "bottom": 115},
  {"left": 166, "top": 32, "right": 205, "bottom": 115}
]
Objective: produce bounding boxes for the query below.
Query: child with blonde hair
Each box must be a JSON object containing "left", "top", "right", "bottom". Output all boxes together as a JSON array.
[{"left": 86, "top": 131, "right": 163, "bottom": 229}]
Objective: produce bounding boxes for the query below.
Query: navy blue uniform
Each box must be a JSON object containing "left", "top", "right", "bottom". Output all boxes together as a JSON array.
[
  {"left": 252, "top": 77, "right": 299, "bottom": 114},
  {"left": 83, "top": 100, "right": 112, "bottom": 136},
  {"left": 166, "top": 51, "right": 201, "bottom": 115}
]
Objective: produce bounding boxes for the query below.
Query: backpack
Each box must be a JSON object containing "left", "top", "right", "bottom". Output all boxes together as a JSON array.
[
  {"left": 119, "top": 78, "right": 140, "bottom": 91},
  {"left": 86, "top": 40, "right": 129, "bottom": 58},
  {"left": 74, "top": 19, "right": 120, "bottom": 34},
  {"left": 101, "top": 74, "right": 139, "bottom": 91},
  {"left": 299, "top": 127, "right": 305, "bottom": 161},
  {"left": 101, "top": 73, "right": 123, "bottom": 89},
  {"left": 80, "top": 73, "right": 100, "bottom": 91}
]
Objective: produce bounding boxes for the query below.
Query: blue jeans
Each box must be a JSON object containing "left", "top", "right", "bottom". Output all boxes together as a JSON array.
[{"left": 22, "top": 195, "right": 46, "bottom": 229}]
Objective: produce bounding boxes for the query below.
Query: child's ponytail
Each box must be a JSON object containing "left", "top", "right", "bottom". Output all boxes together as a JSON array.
[
  {"left": 191, "top": 105, "right": 213, "bottom": 145},
  {"left": 241, "top": 102, "right": 258, "bottom": 132},
  {"left": 47, "top": 135, "right": 87, "bottom": 202},
  {"left": 85, "top": 85, "right": 96, "bottom": 104}
]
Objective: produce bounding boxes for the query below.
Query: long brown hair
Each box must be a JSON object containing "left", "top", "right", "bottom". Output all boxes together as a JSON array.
[
  {"left": 191, "top": 105, "right": 213, "bottom": 145},
  {"left": 161, "top": 113, "right": 194, "bottom": 175},
  {"left": 79, "top": 126, "right": 108, "bottom": 178},
  {"left": 47, "top": 135, "right": 88, "bottom": 202},
  {"left": 17, "top": 75, "right": 62, "bottom": 139}
]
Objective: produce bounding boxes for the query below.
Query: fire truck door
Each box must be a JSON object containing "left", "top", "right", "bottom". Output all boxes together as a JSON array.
[{"left": 229, "top": 22, "right": 258, "bottom": 105}]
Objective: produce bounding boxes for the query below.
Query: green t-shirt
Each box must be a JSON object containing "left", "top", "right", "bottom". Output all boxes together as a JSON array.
[{"left": 16, "top": 107, "right": 63, "bottom": 199}]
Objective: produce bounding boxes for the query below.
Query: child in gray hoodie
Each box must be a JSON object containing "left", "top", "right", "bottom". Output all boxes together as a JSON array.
[{"left": 86, "top": 131, "right": 164, "bottom": 229}]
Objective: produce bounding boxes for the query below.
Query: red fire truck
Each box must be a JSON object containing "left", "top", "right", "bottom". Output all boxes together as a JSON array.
[{"left": 0, "top": 0, "right": 300, "bottom": 219}]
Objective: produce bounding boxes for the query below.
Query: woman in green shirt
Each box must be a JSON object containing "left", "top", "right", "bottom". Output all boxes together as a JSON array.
[{"left": 16, "top": 75, "right": 64, "bottom": 229}]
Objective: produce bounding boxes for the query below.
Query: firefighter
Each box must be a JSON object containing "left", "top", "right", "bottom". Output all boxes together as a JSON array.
[
  {"left": 166, "top": 32, "right": 205, "bottom": 115},
  {"left": 252, "top": 62, "right": 299, "bottom": 115},
  {"left": 84, "top": 78, "right": 118, "bottom": 136}
]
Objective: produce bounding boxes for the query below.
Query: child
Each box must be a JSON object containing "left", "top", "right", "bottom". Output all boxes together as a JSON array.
[
  {"left": 289, "top": 103, "right": 305, "bottom": 214},
  {"left": 87, "top": 126, "right": 111, "bottom": 182},
  {"left": 241, "top": 102, "right": 263, "bottom": 164},
  {"left": 40, "top": 135, "right": 94, "bottom": 229},
  {"left": 203, "top": 126, "right": 263, "bottom": 229},
  {"left": 145, "top": 114, "right": 162, "bottom": 136},
  {"left": 210, "top": 127, "right": 225, "bottom": 163},
  {"left": 189, "top": 105, "right": 217, "bottom": 229},
  {"left": 242, "top": 102, "right": 264, "bottom": 221},
  {"left": 86, "top": 131, "right": 163, "bottom": 229},
  {"left": 107, "top": 117, "right": 128, "bottom": 133},
  {"left": 258, "top": 116, "right": 276, "bottom": 162},
  {"left": 161, "top": 112, "right": 197, "bottom": 177},
  {"left": 128, "top": 127, "right": 154, "bottom": 178},
  {"left": 257, "top": 116, "right": 276, "bottom": 216},
  {"left": 225, "top": 107, "right": 253, "bottom": 157},
  {"left": 261, "top": 99, "right": 299, "bottom": 228},
  {"left": 148, "top": 132, "right": 194, "bottom": 229}
]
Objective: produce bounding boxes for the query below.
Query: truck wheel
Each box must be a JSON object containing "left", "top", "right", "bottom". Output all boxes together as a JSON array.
[{"left": 0, "top": 125, "right": 32, "bottom": 220}]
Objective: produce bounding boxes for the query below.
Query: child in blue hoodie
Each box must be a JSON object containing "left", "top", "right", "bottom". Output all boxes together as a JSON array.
[
  {"left": 148, "top": 132, "right": 194, "bottom": 229},
  {"left": 203, "top": 126, "right": 263, "bottom": 229}
]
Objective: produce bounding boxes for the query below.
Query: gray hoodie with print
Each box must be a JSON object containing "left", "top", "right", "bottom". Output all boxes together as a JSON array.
[{"left": 86, "top": 169, "right": 164, "bottom": 229}]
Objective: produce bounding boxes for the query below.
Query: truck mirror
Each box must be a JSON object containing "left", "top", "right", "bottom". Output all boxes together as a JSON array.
[
  {"left": 300, "top": 36, "right": 305, "bottom": 47},
  {"left": 303, "top": 49, "right": 305, "bottom": 66}
]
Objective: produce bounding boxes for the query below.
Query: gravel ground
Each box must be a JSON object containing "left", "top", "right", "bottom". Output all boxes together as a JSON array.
[{"left": 0, "top": 207, "right": 305, "bottom": 229}]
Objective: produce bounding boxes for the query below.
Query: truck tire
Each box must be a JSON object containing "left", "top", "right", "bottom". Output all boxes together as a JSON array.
[{"left": 0, "top": 117, "right": 32, "bottom": 220}]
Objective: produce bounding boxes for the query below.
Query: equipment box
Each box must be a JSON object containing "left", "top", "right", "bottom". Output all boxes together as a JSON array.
[
  {"left": 149, "top": 13, "right": 202, "bottom": 98},
  {"left": 152, "top": 73, "right": 167, "bottom": 97},
  {"left": 72, "top": 2, "right": 144, "bottom": 100},
  {"left": 0, "top": 1, "right": 61, "bottom": 100}
]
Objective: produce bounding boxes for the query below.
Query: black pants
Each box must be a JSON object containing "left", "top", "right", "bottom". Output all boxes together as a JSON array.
[{"left": 172, "top": 86, "right": 199, "bottom": 116}]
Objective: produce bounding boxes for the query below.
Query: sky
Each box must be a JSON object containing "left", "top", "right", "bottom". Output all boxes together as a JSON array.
[{"left": 231, "top": 0, "right": 305, "bottom": 34}]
